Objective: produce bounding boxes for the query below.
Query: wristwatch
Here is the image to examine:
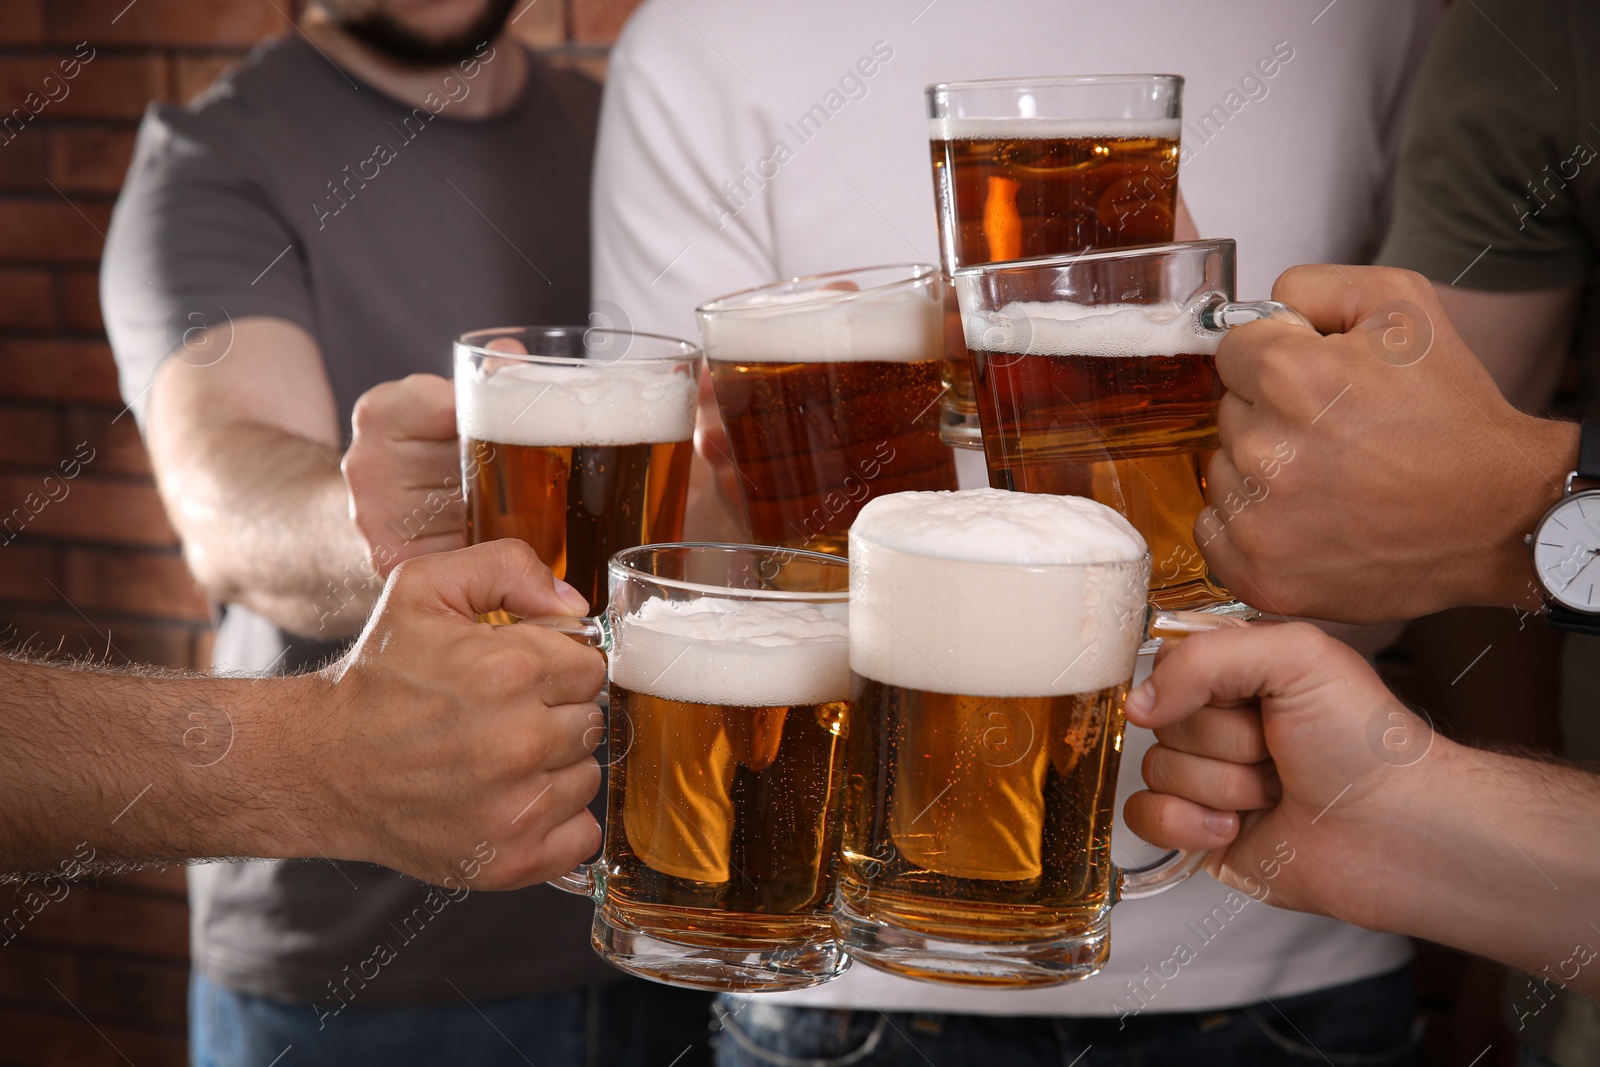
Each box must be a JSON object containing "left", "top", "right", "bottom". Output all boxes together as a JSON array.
[{"left": 1528, "top": 417, "right": 1600, "bottom": 634}]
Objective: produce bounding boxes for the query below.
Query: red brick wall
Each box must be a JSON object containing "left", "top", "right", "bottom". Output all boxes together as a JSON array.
[{"left": 0, "top": 1, "right": 638, "bottom": 1060}]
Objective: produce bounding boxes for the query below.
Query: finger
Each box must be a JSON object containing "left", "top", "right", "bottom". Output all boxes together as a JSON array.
[
  {"left": 1124, "top": 790, "right": 1240, "bottom": 852},
  {"left": 1270, "top": 263, "right": 1435, "bottom": 337},
  {"left": 1142, "top": 744, "right": 1281, "bottom": 811},
  {"left": 1213, "top": 318, "right": 1315, "bottom": 407},
  {"left": 376, "top": 531, "right": 467, "bottom": 578},
  {"left": 1125, "top": 622, "right": 1350, "bottom": 730},
  {"left": 496, "top": 808, "right": 602, "bottom": 889},
  {"left": 500, "top": 760, "right": 602, "bottom": 842},
  {"left": 352, "top": 374, "right": 456, "bottom": 443},
  {"left": 490, "top": 623, "right": 608, "bottom": 708},
  {"left": 1152, "top": 704, "right": 1270, "bottom": 763},
  {"left": 1174, "top": 191, "right": 1199, "bottom": 241},
  {"left": 537, "top": 700, "right": 607, "bottom": 769},
  {"left": 391, "top": 539, "right": 590, "bottom": 621},
  {"left": 485, "top": 336, "right": 530, "bottom": 355}
]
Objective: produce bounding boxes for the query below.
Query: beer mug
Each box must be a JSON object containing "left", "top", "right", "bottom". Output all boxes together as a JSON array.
[
  {"left": 454, "top": 326, "right": 699, "bottom": 614},
  {"left": 538, "top": 543, "right": 852, "bottom": 991},
  {"left": 695, "top": 265, "right": 957, "bottom": 556},
  {"left": 928, "top": 74, "right": 1184, "bottom": 448},
  {"left": 835, "top": 487, "right": 1227, "bottom": 987},
  {"left": 953, "top": 238, "right": 1308, "bottom": 614}
]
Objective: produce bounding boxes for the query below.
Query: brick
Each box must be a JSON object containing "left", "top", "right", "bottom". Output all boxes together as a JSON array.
[
  {"left": 95, "top": 866, "right": 187, "bottom": 895},
  {"left": 14, "top": 880, "right": 188, "bottom": 957},
  {"left": 568, "top": 0, "right": 647, "bottom": 44},
  {"left": 0, "top": 945, "right": 75, "bottom": 1004},
  {"left": 0, "top": 404, "right": 63, "bottom": 466},
  {"left": 0, "top": 53, "right": 168, "bottom": 123},
  {"left": 77, "top": 952, "right": 190, "bottom": 1031},
  {"left": 0, "top": 198, "right": 114, "bottom": 263},
  {"left": 48, "top": 126, "right": 136, "bottom": 194},
  {"left": 192, "top": 624, "right": 213, "bottom": 667},
  {"left": 0, "top": 129, "right": 46, "bottom": 189},
  {"left": 0, "top": 0, "right": 44, "bottom": 44},
  {"left": 173, "top": 52, "right": 241, "bottom": 105},
  {"left": 0, "top": 1006, "right": 186, "bottom": 1067},
  {"left": 63, "top": 408, "right": 150, "bottom": 476},
  {"left": 0, "top": 540, "right": 61, "bottom": 601},
  {"left": 65, "top": 547, "right": 209, "bottom": 622},
  {"left": 0, "top": 339, "right": 122, "bottom": 404},
  {"left": 0, "top": 607, "right": 195, "bottom": 665},
  {"left": 0, "top": 267, "right": 55, "bottom": 328},
  {"left": 508, "top": 0, "right": 566, "bottom": 48},
  {"left": 546, "top": 50, "right": 609, "bottom": 83},
  {"left": 0, "top": 473, "right": 179, "bottom": 547},
  {"left": 48, "top": 0, "right": 285, "bottom": 48},
  {"left": 58, "top": 268, "right": 103, "bottom": 334}
]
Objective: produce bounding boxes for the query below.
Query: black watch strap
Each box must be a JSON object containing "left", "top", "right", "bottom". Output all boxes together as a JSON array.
[
  {"left": 1547, "top": 603, "right": 1600, "bottom": 635},
  {"left": 1578, "top": 416, "right": 1600, "bottom": 482}
]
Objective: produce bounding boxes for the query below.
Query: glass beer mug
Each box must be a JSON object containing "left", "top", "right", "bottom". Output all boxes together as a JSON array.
[
  {"left": 835, "top": 487, "right": 1231, "bottom": 987},
  {"left": 534, "top": 543, "right": 852, "bottom": 991},
  {"left": 952, "top": 238, "right": 1309, "bottom": 615}
]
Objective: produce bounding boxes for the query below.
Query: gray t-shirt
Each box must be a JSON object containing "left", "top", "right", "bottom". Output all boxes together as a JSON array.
[{"left": 102, "top": 36, "right": 621, "bottom": 1004}]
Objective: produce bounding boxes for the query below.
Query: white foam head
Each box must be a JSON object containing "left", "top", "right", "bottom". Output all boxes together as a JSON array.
[
  {"left": 962, "top": 300, "right": 1220, "bottom": 359},
  {"left": 455, "top": 358, "right": 695, "bottom": 447},
  {"left": 849, "top": 488, "right": 1149, "bottom": 697},
  {"left": 698, "top": 283, "right": 939, "bottom": 364},
  {"left": 929, "top": 115, "right": 1180, "bottom": 142},
  {"left": 610, "top": 596, "right": 850, "bottom": 707}
]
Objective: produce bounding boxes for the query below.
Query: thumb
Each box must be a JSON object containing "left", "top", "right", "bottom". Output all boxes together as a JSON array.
[
  {"left": 389, "top": 539, "right": 590, "bottom": 620},
  {"left": 1125, "top": 622, "right": 1340, "bottom": 730}
]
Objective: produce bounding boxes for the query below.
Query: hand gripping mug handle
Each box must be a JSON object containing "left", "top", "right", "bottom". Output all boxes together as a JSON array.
[
  {"left": 1112, "top": 608, "right": 1250, "bottom": 901},
  {"left": 518, "top": 612, "right": 615, "bottom": 898}
]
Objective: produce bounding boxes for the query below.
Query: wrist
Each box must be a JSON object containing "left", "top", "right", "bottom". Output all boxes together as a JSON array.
[{"left": 1480, "top": 415, "right": 1577, "bottom": 610}]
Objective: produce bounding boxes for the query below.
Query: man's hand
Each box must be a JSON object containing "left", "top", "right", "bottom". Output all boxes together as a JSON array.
[
  {"left": 1124, "top": 622, "right": 1600, "bottom": 995},
  {"left": 1203, "top": 265, "right": 1577, "bottom": 622},
  {"left": 1123, "top": 622, "right": 1446, "bottom": 934},
  {"left": 303, "top": 539, "right": 602, "bottom": 890},
  {"left": 342, "top": 373, "right": 464, "bottom": 579}
]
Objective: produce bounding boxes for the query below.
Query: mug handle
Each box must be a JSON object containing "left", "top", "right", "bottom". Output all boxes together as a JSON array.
[
  {"left": 517, "top": 613, "right": 615, "bottom": 897},
  {"left": 1200, "top": 298, "right": 1313, "bottom": 332},
  {"left": 1112, "top": 608, "right": 1250, "bottom": 901}
]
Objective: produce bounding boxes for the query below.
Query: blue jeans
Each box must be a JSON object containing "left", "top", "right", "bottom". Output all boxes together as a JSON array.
[
  {"left": 191, "top": 973, "right": 714, "bottom": 1067},
  {"left": 713, "top": 966, "right": 1421, "bottom": 1066}
]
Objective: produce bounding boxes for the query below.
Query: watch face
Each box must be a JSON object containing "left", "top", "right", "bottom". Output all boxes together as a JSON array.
[{"left": 1534, "top": 491, "right": 1600, "bottom": 611}]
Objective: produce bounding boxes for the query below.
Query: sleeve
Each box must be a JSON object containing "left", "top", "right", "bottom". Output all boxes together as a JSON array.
[
  {"left": 1376, "top": 0, "right": 1591, "bottom": 290},
  {"left": 590, "top": 1, "right": 776, "bottom": 342},
  {"left": 101, "top": 104, "right": 318, "bottom": 428}
]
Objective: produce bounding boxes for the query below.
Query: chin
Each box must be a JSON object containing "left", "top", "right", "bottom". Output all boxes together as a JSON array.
[{"left": 381, "top": 0, "right": 497, "bottom": 41}]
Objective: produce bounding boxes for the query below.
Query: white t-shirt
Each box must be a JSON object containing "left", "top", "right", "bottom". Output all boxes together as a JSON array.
[{"left": 592, "top": 0, "right": 1434, "bottom": 1016}]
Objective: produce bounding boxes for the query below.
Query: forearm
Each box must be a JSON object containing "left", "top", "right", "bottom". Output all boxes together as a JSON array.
[
  {"left": 0, "top": 658, "right": 332, "bottom": 876},
  {"left": 1374, "top": 740, "right": 1600, "bottom": 995},
  {"left": 165, "top": 422, "right": 377, "bottom": 639}
]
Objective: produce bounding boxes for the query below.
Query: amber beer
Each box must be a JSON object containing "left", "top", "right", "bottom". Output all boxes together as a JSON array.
[
  {"left": 928, "top": 76, "right": 1183, "bottom": 447},
  {"left": 968, "top": 302, "right": 1226, "bottom": 609},
  {"left": 836, "top": 488, "right": 1156, "bottom": 986},
  {"left": 931, "top": 120, "right": 1180, "bottom": 267},
  {"left": 604, "top": 595, "right": 850, "bottom": 962},
  {"left": 454, "top": 330, "right": 697, "bottom": 612},
  {"left": 697, "top": 266, "right": 957, "bottom": 556}
]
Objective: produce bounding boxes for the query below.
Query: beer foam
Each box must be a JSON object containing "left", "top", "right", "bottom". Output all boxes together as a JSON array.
[
  {"left": 455, "top": 360, "right": 695, "bottom": 447},
  {"left": 610, "top": 597, "right": 850, "bottom": 707},
  {"left": 962, "top": 300, "right": 1220, "bottom": 359},
  {"left": 698, "top": 285, "right": 939, "bottom": 364},
  {"left": 849, "top": 488, "right": 1149, "bottom": 697},
  {"left": 929, "top": 116, "right": 1181, "bottom": 142}
]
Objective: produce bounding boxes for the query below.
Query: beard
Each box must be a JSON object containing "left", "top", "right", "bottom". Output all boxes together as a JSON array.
[{"left": 320, "top": 0, "right": 519, "bottom": 67}]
